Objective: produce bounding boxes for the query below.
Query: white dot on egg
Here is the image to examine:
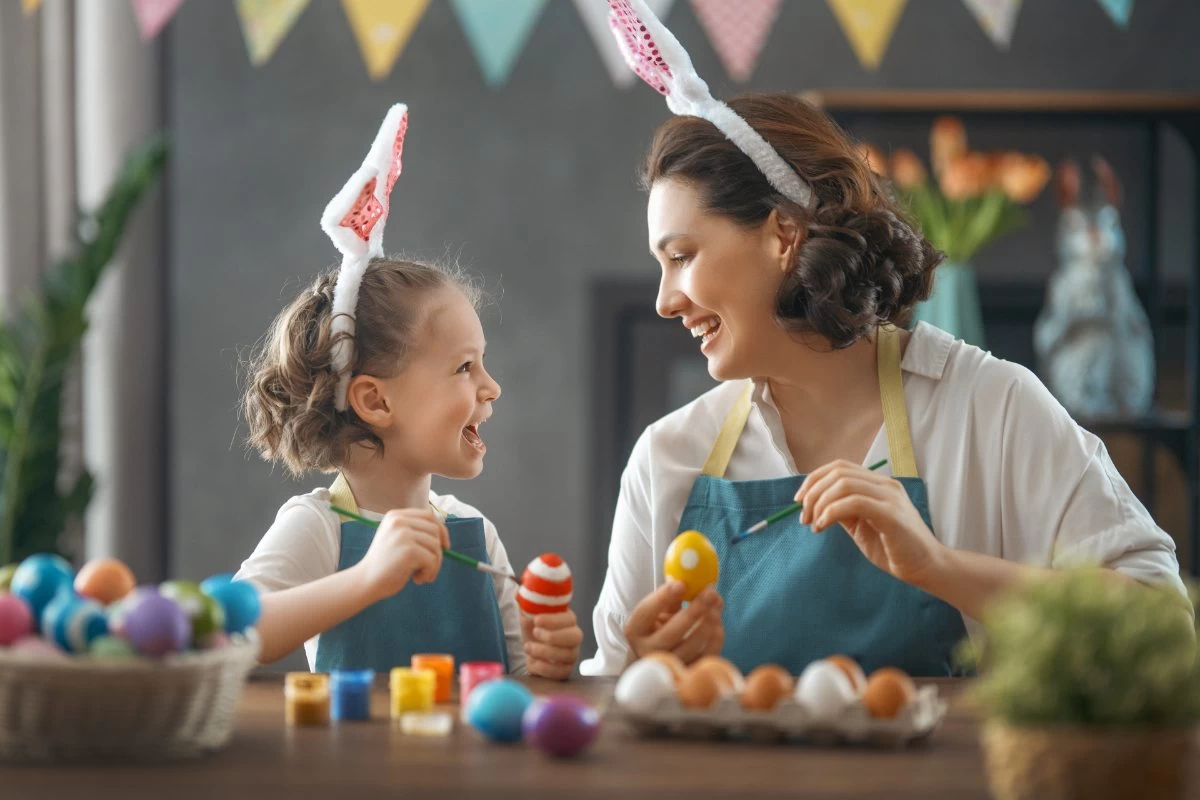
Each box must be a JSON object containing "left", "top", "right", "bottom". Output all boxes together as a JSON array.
[{"left": 680, "top": 548, "right": 699, "bottom": 570}]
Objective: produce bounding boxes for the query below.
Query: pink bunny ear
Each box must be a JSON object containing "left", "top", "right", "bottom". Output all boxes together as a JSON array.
[
  {"left": 608, "top": 0, "right": 673, "bottom": 96},
  {"left": 339, "top": 177, "right": 385, "bottom": 243},
  {"left": 384, "top": 110, "right": 409, "bottom": 198}
]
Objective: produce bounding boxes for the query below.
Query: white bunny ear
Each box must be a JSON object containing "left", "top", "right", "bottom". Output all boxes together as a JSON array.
[{"left": 320, "top": 103, "right": 410, "bottom": 411}]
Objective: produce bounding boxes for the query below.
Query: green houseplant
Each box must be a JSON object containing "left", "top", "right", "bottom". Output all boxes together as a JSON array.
[
  {"left": 959, "top": 568, "right": 1199, "bottom": 799},
  {"left": 0, "top": 136, "right": 168, "bottom": 564}
]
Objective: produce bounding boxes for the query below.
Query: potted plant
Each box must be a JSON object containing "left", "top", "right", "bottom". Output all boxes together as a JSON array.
[
  {"left": 959, "top": 568, "right": 1199, "bottom": 800},
  {"left": 0, "top": 136, "right": 168, "bottom": 565},
  {"left": 863, "top": 117, "right": 1050, "bottom": 348}
]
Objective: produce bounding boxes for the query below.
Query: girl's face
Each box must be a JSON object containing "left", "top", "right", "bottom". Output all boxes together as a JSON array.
[
  {"left": 361, "top": 286, "right": 501, "bottom": 480},
  {"left": 647, "top": 178, "right": 795, "bottom": 381}
]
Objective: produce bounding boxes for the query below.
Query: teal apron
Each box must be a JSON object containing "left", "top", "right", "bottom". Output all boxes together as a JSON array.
[
  {"left": 678, "top": 326, "right": 968, "bottom": 676},
  {"left": 314, "top": 476, "right": 510, "bottom": 673}
]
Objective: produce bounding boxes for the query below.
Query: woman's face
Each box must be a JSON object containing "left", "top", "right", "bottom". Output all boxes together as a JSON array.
[{"left": 647, "top": 178, "right": 795, "bottom": 381}]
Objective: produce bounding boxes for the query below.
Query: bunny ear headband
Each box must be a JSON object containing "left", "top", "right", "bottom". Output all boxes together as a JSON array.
[
  {"left": 606, "top": 0, "right": 811, "bottom": 208},
  {"left": 320, "top": 103, "right": 409, "bottom": 411}
]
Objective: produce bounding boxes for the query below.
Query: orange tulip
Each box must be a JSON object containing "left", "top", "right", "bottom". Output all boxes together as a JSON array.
[
  {"left": 997, "top": 152, "right": 1051, "bottom": 204},
  {"left": 860, "top": 143, "right": 888, "bottom": 176},
  {"left": 939, "top": 153, "right": 992, "bottom": 200},
  {"left": 890, "top": 149, "right": 927, "bottom": 189},
  {"left": 930, "top": 116, "right": 967, "bottom": 177}
]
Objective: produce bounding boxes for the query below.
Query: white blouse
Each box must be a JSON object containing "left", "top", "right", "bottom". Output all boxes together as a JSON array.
[{"left": 581, "top": 323, "right": 1187, "bottom": 676}]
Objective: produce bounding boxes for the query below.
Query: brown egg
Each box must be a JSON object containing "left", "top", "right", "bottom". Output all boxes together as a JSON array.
[
  {"left": 740, "top": 665, "right": 794, "bottom": 711},
  {"left": 74, "top": 558, "right": 136, "bottom": 606},
  {"left": 692, "top": 656, "right": 745, "bottom": 692},
  {"left": 864, "top": 667, "right": 916, "bottom": 718},
  {"left": 642, "top": 651, "right": 687, "bottom": 684},
  {"left": 825, "top": 655, "right": 867, "bottom": 695},
  {"left": 677, "top": 667, "right": 728, "bottom": 709}
]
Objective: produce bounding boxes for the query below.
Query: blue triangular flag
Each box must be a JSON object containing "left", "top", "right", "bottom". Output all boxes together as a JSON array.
[
  {"left": 1096, "top": 0, "right": 1133, "bottom": 28},
  {"left": 451, "top": 0, "right": 548, "bottom": 86}
]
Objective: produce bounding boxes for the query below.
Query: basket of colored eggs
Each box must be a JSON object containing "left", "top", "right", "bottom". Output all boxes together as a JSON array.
[
  {"left": 612, "top": 653, "right": 946, "bottom": 747},
  {"left": 0, "top": 553, "right": 262, "bottom": 761}
]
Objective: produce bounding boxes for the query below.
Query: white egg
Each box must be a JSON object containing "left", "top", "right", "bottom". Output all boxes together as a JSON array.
[
  {"left": 614, "top": 658, "right": 676, "bottom": 715},
  {"left": 794, "top": 660, "right": 855, "bottom": 723}
]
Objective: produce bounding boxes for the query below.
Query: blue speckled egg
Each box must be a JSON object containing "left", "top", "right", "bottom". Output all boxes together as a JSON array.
[
  {"left": 10, "top": 554, "right": 73, "bottom": 630},
  {"left": 464, "top": 679, "right": 534, "bottom": 743}
]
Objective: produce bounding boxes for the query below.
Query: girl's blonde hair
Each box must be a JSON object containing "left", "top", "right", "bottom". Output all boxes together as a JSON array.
[{"left": 242, "top": 257, "right": 480, "bottom": 476}]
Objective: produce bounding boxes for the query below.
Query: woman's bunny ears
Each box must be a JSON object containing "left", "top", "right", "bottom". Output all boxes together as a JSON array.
[
  {"left": 320, "top": 103, "right": 409, "bottom": 411},
  {"left": 606, "top": 0, "right": 811, "bottom": 208}
]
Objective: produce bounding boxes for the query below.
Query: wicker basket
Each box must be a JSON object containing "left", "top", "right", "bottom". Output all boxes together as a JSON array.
[
  {"left": 0, "top": 632, "right": 260, "bottom": 762},
  {"left": 982, "top": 721, "right": 1198, "bottom": 800}
]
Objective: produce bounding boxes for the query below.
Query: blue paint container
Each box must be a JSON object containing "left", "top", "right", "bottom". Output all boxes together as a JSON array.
[{"left": 330, "top": 669, "right": 374, "bottom": 721}]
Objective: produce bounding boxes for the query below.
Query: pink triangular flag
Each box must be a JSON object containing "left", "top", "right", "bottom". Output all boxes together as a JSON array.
[
  {"left": 131, "top": 0, "right": 186, "bottom": 41},
  {"left": 690, "top": 0, "right": 784, "bottom": 82}
]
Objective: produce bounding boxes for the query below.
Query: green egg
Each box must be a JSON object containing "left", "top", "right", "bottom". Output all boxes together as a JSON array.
[
  {"left": 0, "top": 563, "right": 17, "bottom": 593},
  {"left": 159, "top": 580, "right": 226, "bottom": 645},
  {"left": 90, "top": 635, "right": 138, "bottom": 660}
]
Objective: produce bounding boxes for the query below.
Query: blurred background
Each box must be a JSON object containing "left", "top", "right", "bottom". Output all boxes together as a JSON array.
[{"left": 1, "top": 0, "right": 1197, "bottom": 670}]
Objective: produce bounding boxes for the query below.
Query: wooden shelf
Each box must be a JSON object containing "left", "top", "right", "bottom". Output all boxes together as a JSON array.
[{"left": 801, "top": 89, "right": 1200, "bottom": 113}]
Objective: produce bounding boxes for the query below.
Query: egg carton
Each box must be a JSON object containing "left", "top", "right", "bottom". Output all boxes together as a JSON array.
[{"left": 611, "top": 684, "right": 946, "bottom": 748}]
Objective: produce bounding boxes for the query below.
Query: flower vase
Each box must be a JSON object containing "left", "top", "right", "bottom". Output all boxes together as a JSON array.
[{"left": 912, "top": 262, "right": 985, "bottom": 349}]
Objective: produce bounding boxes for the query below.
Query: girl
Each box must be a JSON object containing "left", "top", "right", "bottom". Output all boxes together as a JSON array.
[{"left": 234, "top": 105, "right": 581, "bottom": 678}]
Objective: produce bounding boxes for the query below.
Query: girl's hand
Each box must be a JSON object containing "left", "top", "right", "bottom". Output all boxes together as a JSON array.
[
  {"left": 795, "top": 459, "right": 945, "bottom": 588},
  {"left": 624, "top": 580, "right": 724, "bottom": 666},
  {"left": 522, "top": 610, "right": 583, "bottom": 681},
  {"left": 355, "top": 508, "right": 449, "bottom": 601}
]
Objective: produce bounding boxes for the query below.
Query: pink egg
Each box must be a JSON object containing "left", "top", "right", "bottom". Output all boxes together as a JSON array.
[
  {"left": 9, "top": 635, "right": 66, "bottom": 659},
  {"left": 0, "top": 594, "right": 34, "bottom": 645}
]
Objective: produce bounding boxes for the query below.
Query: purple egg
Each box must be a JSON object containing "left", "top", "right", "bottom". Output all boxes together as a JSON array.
[
  {"left": 111, "top": 587, "right": 190, "bottom": 657},
  {"left": 520, "top": 695, "right": 600, "bottom": 758}
]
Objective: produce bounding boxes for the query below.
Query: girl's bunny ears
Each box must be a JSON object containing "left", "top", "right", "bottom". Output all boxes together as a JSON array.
[
  {"left": 320, "top": 103, "right": 409, "bottom": 411},
  {"left": 606, "top": 0, "right": 811, "bottom": 208}
]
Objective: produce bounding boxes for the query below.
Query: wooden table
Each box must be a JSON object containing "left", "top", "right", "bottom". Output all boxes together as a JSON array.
[{"left": 5, "top": 677, "right": 994, "bottom": 798}]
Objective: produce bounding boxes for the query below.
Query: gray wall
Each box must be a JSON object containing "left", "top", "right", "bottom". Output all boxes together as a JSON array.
[{"left": 169, "top": 0, "right": 1200, "bottom": 667}]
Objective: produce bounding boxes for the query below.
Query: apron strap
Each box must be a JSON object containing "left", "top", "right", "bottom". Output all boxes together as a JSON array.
[
  {"left": 701, "top": 382, "right": 755, "bottom": 478},
  {"left": 329, "top": 473, "right": 359, "bottom": 518},
  {"left": 877, "top": 325, "right": 919, "bottom": 479}
]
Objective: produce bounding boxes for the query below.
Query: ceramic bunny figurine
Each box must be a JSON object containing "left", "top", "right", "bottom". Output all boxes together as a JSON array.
[{"left": 1033, "top": 156, "right": 1155, "bottom": 419}]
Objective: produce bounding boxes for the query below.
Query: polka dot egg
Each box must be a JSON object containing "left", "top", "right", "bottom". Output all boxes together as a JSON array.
[{"left": 663, "top": 530, "right": 719, "bottom": 601}]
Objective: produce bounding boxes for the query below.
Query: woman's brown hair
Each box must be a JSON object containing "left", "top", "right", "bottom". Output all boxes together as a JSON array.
[
  {"left": 242, "top": 257, "right": 480, "bottom": 477},
  {"left": 642, "top": 94, "right": 942, "bottom": 348}
]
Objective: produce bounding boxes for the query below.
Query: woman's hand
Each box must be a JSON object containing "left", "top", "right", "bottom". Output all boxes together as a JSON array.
[
  {"left": 522, "top": 610, "right": 583, "bottom": 680},
  {"left": 623, "top": 580, "right": 724, "bottom": 666},
  {"left": 795, "top": 459, "right": 946, "bottom": 588}
]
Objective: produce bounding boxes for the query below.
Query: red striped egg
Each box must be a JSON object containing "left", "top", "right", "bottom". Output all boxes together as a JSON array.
[{"left": 518, "top": 554, "right": 573, "bottom": 616}]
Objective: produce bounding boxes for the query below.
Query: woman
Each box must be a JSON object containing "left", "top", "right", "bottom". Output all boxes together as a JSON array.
[{"left": 579, "top": 89, "right": 1187, "bottom": 676}]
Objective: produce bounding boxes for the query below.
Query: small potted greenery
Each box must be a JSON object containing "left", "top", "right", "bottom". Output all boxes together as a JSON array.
[{"left": 960, "top": 568, "right": 1199, "bottom": 800}]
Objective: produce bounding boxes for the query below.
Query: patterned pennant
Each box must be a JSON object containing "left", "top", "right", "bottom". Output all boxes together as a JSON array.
[
  {"left": 1096, "top": 0, "right": 1134, "bottom": 28},
  {"left": 690, "top": 0, "right": 784, "bottom": 82},
  {"left": 825, "top": 0, "right": 908, "bottom": 71},
  {"left": 131, "top": 0, "right": 187, "bottom": 41},
  {"left": 451, "top": 0, "right": 548, "bottom": 86},
  {"left": 962, "top": 0, "right": 1021, "bottom": 49},
  {"left": 235, "top": 0, "right": 311, "bottom": 66},
  {"left": 342, "top": 0, "right": 431, "bottom": 80},
  {"left": 574, "top": 0, "right": 676, "bottom": 88},
  {"left": 21, "top": 0, "right": 43, "bottom": 14}
]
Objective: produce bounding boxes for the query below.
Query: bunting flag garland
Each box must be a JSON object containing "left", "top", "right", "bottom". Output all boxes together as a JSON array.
[
  {"left": 1096, "top": 0, "right": 1134, "bottom": 28},
  {"left": 825, "top": 0, "right": 908, "bottom": 71},
  {"left": 962, "top": 0, "right": 1021, "bottom": 49},
  {"left": 234, "top": 0, "right": 311, "bottom": 66},
  {"left": 343, "top": 0, "right": 431, "bottom": 80},
  {"left": 690, "top": 0, "right": 784, "bottom": 82},
  {"left": 451, "top": 0, "right": 548, "bottom": 86},
  {"left": 130, "top": 0, "right": 188, "bottom": 41}
]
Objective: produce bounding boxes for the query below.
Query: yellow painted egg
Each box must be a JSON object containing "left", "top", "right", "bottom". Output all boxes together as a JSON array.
[{"left": 663, "top": 530, "right": 719, "bottom": 602}]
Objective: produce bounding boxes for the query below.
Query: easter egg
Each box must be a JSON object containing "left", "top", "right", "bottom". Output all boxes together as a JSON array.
[
  {"left": 825, "top": 654, "right": 867, "bottom": 695},
  {"left": 202, "top": 577, "right": 260, "bottom": 634},
  {"left": 110, "top": 587, "right": 190, "bottom": 657},
  {"left": 89, "top": 635, "right": 138, "bottom": 660},
  {"left": 74, "top": 558, "right": 135, "bottom": 606},
  {"left": 0, "top": 594, "right": 33, "bottom": 645},
  {"left": 464, "top": 678, "right": 534, "bottom": 743},
  {"left": 741, "top": 665, "right": 794, "bottom": 711},
  {"left": 42, "top": 591, "right": 108, "bottom": 652},
  {"left": 199, "top": 573, "right": 234, "bottom": 595},
  {"left": 521, "top": 695, "right": 600, "bottom": 758},
  {"left": 795, "top": 660, "right": 855, "bottom": 723},
  {"left": 10, "top": 554, "right": 73, "bottom": 629},
  {"left": 864, "top": 667, "right": 915, "bottom": 719},
  {"left": 518, "top": 553, "right": 573, "bottom": 615},
  {"left": 663, "top": 530, "right": 719, "bottom": 602},
  {"left": 614, "top": 658, "right": 676, "bottom": 715},
  {"left": 160, "top": 580, "right": 226, "bottom": 644},
  {"left": 0, "top": 563, "right": 18, "bottom": 593},
  {"left": 9, "top": 634, "right": 66, "bottom": 659}
]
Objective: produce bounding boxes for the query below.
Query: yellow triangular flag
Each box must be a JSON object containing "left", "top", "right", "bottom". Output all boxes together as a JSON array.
[
  {"left": 22, "top": 0, "right": 43, "bottom": 15},
  {"left": 235, "top": 0, "right": 311, "bottom": 67},
  {"left": 343, "top": 0, "right": 431, "bottom": 81},
  {"left": 825, "top": 0, "right": 908, "bottom": 70}
]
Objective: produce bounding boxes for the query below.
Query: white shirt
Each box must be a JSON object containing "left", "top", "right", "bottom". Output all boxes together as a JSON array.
[
  {"left": 234, "top": 488, "right": 526, "bottom": 674},
  {"left": 581, "top": 323, "right": 1187, "bottom": 676}
]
